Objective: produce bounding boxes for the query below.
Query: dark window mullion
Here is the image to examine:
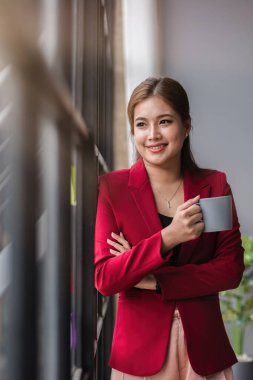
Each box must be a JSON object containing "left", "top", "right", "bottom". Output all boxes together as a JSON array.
[
  {"left": 81, "top": 137, "right": 97, "bottom": 379},
  {"left": 8, "top": 84, "right": 38, "bottom": 380},
  {"left": 58, "top": 125, "right": 71, "bottom": 380}
]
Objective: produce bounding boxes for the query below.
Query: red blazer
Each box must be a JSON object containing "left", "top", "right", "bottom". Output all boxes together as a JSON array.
[{"left": 94, "top": 159, "right": 244, "bottom": 377}]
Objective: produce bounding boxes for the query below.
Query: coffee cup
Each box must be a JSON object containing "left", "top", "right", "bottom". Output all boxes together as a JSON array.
[{"left": 197, "top": 195, "right": 232, "bottom": 233}]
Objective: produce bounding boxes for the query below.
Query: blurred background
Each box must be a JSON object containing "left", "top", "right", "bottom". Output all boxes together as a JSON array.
[{"left": 0, "top": 0, "right": 252, "bottom": 379}]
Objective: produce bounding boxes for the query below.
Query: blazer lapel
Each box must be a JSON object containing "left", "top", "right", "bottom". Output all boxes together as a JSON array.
[
  {"left": 128, "top": 159, "right": 162, "bottom": 235},
  {"left": 128, "top": 160, "right": 212, "bottom": 265},
  {"left": 178, "top": 170, "right": 211, "bottom": 265}
]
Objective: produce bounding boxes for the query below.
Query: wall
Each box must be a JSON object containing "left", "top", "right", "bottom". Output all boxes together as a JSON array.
[{"left": 158, "top": 0, "right": 253, "bottom": 235}]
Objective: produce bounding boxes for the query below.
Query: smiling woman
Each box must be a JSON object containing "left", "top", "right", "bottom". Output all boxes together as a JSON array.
[
  {"left": 128, "top": 77, "right": 197, "bottom": 174},
  {"left": 133, "top": 96, "right": 189, "bottom": 171},
  {"left": 94, "top": 77, "right": 244, "bottom": 380}
]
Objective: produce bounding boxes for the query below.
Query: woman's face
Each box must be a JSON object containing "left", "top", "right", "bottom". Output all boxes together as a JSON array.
[{"left": 133, "top": 95, "right": 190, "bottom": 169}]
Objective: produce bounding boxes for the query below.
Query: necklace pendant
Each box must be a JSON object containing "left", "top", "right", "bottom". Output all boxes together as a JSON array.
[{"left": 168, "top": 201, "right": 171, "bottom": 208}]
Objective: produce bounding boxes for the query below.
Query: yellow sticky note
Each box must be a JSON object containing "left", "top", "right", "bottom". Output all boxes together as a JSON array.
[{"left": 71, "top": 165, "right": 77, "bottom": 206}]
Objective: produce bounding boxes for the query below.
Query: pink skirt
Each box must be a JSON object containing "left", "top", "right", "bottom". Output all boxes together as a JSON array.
[{"left": 111, "top": 309, "right": 234, "bottom": 380}]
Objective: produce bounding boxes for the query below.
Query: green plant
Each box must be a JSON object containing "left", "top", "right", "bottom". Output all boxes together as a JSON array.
[{"left": 220, "top": 234, "right": 253, "bottom": 356}]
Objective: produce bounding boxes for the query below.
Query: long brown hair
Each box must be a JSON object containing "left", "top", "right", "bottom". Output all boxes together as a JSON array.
[{"left": 127, "top": 77, "right": 201, "bottom": 174}]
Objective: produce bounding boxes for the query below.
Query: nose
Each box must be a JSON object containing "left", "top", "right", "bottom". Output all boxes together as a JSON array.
[{"left": 148, "top": 124, "right": 161, "bottom": 140}]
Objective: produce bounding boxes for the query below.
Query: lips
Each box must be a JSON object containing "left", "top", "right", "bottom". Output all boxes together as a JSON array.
[{"left": 146, "top": 144, "right": 167, "bottom": 153}]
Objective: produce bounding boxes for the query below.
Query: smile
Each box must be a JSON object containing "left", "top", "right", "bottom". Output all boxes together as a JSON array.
[{"left": 146, "top": 144, "right": 167, "bottom": 153}]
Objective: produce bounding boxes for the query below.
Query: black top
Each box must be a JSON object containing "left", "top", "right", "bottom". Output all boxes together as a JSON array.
[{"left": 158, "top": 213, "right": 180, "bottom": 266}]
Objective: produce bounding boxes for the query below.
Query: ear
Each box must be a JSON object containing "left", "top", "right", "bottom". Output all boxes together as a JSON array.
[{"left": 184, "top": 118, "right": 192, "bottom": 138}]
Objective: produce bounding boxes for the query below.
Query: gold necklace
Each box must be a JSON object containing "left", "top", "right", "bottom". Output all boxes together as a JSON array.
[{"left": 154, "top": 179, "right": 183, "bottom": 208}]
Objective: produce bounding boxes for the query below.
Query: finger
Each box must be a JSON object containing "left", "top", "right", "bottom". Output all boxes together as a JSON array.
[
  {"left": 112, "top": 232, "right": 131, "bottom": 249},
  {"left": 107, "top": 238, "right": 125, "bottom": 252},
  {"left": 186, "top": 204, "right": 202, "bottom": 217},
  {"left": 188, "top": 212, "right": 203, "bottom": 225},
  {"left": 195, "top": 221, "right": 205, "bottom": 234},
  {"left": 111, "top": 232, "right": 127, "bottom": 245},
  {"left": 119, "top": 232, "right": 130, "bottom": 247},
  {"left": 110, "top": 248, "right": 122, "bottom": 256},
  {"left": 179, "top": 195, "right": 200, "bottom": 211}
]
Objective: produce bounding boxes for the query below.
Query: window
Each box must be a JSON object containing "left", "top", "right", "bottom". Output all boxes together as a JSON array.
[{"left": 0, "top": 0, "right": 116, "bottom": 379}]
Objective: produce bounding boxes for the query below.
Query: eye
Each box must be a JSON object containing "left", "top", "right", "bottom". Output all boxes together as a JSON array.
[
  {"left": 160, "top": 119, "right": 173, "bottom": 125},
  {"left": 136, "top": 121, "right": 145, "bottom": 128}
]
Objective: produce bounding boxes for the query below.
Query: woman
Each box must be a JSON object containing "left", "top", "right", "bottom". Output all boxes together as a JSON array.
[{"left": 94, "top": 77, "right": 244, "bottom": 379}]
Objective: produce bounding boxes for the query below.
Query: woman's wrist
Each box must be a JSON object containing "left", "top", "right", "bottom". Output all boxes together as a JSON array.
[
  {"left": 160, "top": 226, "right": 179, "bottom": 255},
  {"left": 134, "top": 275, "right": 157, "bottom": 290}
]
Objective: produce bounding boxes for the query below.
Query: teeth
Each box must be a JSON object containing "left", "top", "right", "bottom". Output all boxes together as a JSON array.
[{"left": 149, "top": 145, "right": 164, "bottom": 150}]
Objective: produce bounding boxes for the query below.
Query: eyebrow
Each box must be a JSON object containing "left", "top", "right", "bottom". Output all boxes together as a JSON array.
[{"left": 135, "top": 113, "right": 175, "bottom": 122}]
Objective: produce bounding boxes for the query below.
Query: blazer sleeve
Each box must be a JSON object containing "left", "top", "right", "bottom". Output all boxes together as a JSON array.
[
  {"left": 94, "top": 175, "right": 172, "bottom": 296},
  {"left": 154, "top": 177, "right": 245, "bottom": 301}
]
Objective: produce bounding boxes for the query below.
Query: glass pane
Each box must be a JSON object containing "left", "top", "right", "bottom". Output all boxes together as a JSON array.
[{"left": 0, "top": 60, "right": 12, "bottom": 380}]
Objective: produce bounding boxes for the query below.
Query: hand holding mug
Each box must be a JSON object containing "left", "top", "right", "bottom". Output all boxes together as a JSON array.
[{"left": 161, "top": 195, "right": 204, "bottom": 250}]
